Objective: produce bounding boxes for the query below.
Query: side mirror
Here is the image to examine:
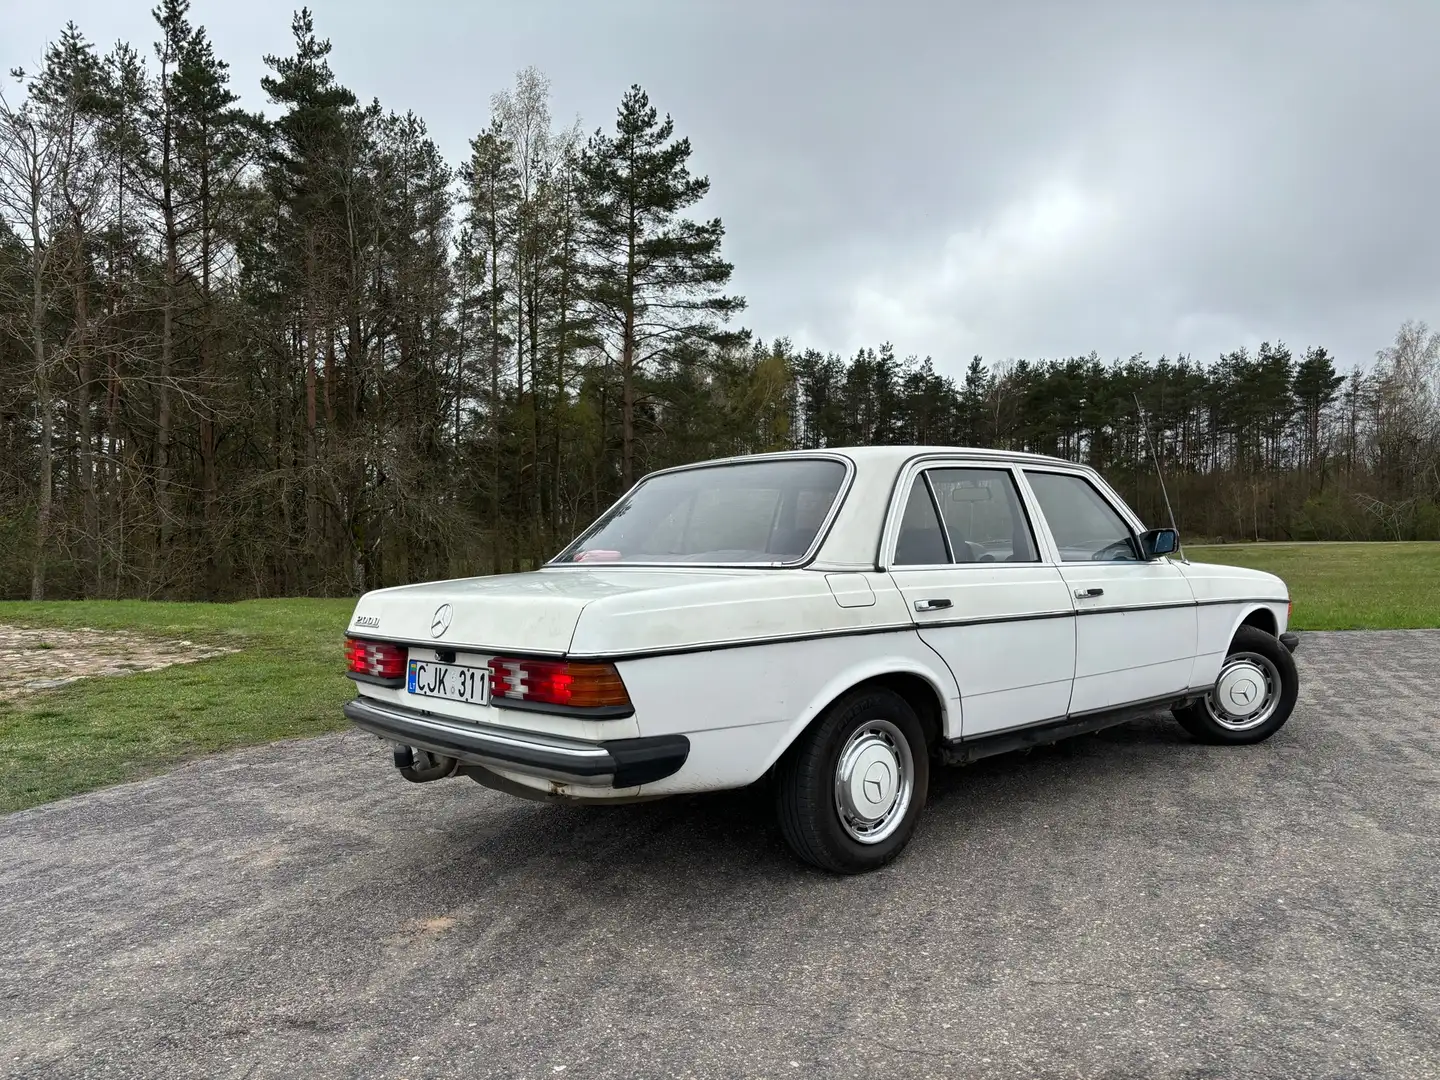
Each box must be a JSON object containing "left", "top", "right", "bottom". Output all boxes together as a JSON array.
[{"left": 1140, "top": 528, "right": 1178, "bottom": 559}]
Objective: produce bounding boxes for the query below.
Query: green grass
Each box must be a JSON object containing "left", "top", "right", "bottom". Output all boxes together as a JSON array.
[
  {"left": 1186, "top": 542, "right": 1440, "bottom": 631},
  {"left": 0, "top": 542, "right": 1436, "bottom": 813},
  {"left": 0, "top": 599, "right": 356, "bottom": 814}
]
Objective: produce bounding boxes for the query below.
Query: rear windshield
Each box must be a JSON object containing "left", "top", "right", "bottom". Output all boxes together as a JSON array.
[{"left": 552, "top": 459, "right": 848, "bottom": 565}]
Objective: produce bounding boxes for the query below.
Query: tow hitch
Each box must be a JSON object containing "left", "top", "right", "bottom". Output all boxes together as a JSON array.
[{"left": 392, "top": 743, "right": 460, "bottom": 783}]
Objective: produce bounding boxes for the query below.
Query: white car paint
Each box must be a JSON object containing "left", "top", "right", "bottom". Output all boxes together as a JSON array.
[
  {"left": 890, "top": 563, "right": 1076, "bottom": 736},
  {"left": 343, "top": 446, "right": 1291, "bottom": 804}
]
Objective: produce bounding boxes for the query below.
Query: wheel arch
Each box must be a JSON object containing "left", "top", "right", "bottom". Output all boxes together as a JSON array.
[
  {"left": 763, "top": 655, "right": 957, "bottom": 777},
  {"left": 865, "top": 671, "right": 945, "bottom": 749},
  {"left": 1230, "top": 602, "right": 1282, "bottom": 644}
]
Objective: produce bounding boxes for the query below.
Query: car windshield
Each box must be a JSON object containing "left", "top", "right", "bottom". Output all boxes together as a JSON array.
[{"left": 552, "top": 459, "right": 848, "bottom": 565}]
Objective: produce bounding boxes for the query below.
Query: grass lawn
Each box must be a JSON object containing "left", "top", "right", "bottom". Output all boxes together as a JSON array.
[
  {"left": 0, "top": 541, "right": 1436, "bottom": 814},
  {"left": 0, "top": 599, "right": 356, "bottom": 814},
  {"left": 1185, "top": 541, "right": 1440, "bottom": 632}
]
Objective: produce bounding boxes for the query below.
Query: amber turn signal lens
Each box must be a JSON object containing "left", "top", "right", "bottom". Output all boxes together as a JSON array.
[{"left": 488, "top": 657, "right": 630, "bottom": 709}]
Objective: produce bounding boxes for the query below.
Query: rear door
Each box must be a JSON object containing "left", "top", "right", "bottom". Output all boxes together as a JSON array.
[
  {"left": 884, "top": 461, "right": 1076, "bottom": 738},
  {"left": 1020, "top": 468, "right": 1197, "bottom": 714}
]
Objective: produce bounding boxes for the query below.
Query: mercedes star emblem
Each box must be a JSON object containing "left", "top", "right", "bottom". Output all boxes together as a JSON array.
[{"left": 430, "top": 603, "right": 453, "bottom": 638}]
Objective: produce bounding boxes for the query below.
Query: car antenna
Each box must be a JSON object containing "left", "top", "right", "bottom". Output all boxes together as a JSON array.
[{"left": 1133, "top": 392, "right": 1187, "bottom": 563}]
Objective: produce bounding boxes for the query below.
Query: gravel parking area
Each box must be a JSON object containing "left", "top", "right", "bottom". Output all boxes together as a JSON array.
[{"left": 2, "top": 631, "right": 1438, "bottom": 1079}]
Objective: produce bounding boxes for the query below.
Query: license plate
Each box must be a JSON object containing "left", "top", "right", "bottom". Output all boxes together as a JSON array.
[{"left": 406, "top": 659, "right": 489, "bottom": 706}]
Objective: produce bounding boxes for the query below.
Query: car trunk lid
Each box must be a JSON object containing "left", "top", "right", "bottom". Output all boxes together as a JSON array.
[{"left": 346, "top": 567, "right": 754, "bottom": 656}]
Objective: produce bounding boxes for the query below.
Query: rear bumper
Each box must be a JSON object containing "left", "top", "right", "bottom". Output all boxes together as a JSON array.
[
  {"left": 1279, "top": 632, "right": 1299, "bottom": 653},
  {"left": 343, "top": 696, "right": 688, "bottom": 788}
]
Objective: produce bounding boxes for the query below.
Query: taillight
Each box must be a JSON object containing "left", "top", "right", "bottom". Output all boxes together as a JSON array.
[
  {"left": 487, "top": 657, "right": 630, "bottom": 709},
  {"left": 345, "top": 637, "right": 407, "bottom": 680}
]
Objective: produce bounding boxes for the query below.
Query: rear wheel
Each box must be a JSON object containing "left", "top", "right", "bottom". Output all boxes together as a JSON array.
[
  {"left": 775, "top": 687, "right": 930, "bottom": 874},
  {"left": 1174, "top": 625, "right": 1298, "bottom": 744}
]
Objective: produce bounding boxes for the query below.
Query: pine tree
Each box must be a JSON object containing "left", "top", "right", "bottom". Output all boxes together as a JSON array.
[
  {"left": 536, "top": 126, "right": 593, "bottom": 546},
  {"left": 30, "top": 25, "right": 105, "bottom": 596},
  {"left": 1292, "top": 346, "right": 1345, "bottom": 484},
  {"left": 578, "top": 84, "right": 744, "bottom": 486},
  {"left": 459, "top": 119, "right": 518, "bottom": 569},
  {"left": 259, "top": 8, "right": 358, "bottom": 569},
  {"left": 169, "top": 11, "right": 253, "bottom": 589},
  {"left": 146, "top": 0, "right": 197, "bottom": 565}
]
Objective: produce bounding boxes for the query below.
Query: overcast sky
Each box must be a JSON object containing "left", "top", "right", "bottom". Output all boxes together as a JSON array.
[{"left": 5, "top": 0, "right": 1438, "bottom": 376}]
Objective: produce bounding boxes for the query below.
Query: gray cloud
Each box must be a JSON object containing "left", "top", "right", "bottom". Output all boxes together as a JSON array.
[{"left": 5, "top": 0, "right": 1436, "bottom": 375}]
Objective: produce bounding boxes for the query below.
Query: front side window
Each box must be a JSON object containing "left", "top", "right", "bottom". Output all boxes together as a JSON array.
[
  {"left": 553, "top": 458, "right": 847, "bottom": 565},
  {"left": 1024, "top": 471, "right": 1139, "bottom": 562}
]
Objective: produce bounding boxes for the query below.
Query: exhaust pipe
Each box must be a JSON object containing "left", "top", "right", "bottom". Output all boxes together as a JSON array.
[{"left": 392, "top": 743, "right": 460, "bottom": 783}]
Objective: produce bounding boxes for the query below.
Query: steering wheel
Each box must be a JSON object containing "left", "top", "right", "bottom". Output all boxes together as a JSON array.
[{"left": 1090, "top": 538, "right": 1137, "bottom": 562}]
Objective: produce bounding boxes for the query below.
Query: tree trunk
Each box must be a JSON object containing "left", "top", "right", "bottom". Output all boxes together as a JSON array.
[
  {"left": 455, "top": 259, "right": 467, "bottom": 457},
  {"left": 489, "top": 210, "right": 503, "bottom": 576},
  {"left": 74, "top": 221, "right": 95, "bottom": 594},
  {"left": 157, "top": 91, "right": 178, "bottom": 576},
  {"left": 621, "top": 337, "right": 635, "bottom": 489},
  {"left": 528, "top": 241, "right": 542, "bottom": 558},
  {"left": 31, "top": 371, "right": 52, "bottom": 602},
  {"left": 198, "top": 162, "right": 220, "bottom": 592},
  {"left": 28, "top": 189, "right": 51, "bottom": 601},
  {"left": 551, "top": 247, "right": 568, "bottom": 545},
  {"left": 514, "top": 218, "right": 527, "bottom": 556},
  {"left": 304, "top": 260, "right": 321, "bottom": 556},
  {"left": 621, "top": 202, "right": 638, "bottom": 489},
  {"left": 157, "top": 272, "right": 175, "bottom": 559},
  {"left": 324, "top": 324, "right": 337, "bottom": 427},
  {"left": 104, "top": 335, "right": 123, "bottom": 598}
]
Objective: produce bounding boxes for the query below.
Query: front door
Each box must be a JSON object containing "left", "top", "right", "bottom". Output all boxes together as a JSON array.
[
  {"left": 886, "top": 465, "right": 1076, "bottom": 738},
  {"left": 1022, "top": 469, "right": 1198, "bottom": 715}
]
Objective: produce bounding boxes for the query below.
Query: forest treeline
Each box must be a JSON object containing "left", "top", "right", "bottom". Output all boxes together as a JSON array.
[{"left": 2, "top": 5, "right": 1439, "bottom": 601}]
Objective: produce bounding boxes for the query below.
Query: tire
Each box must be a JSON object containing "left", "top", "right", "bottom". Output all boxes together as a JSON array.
[
  {"left": 1173, "top": 625, "right": 1299, "bottom": 745},
  {"left": 774, "top": 687, "right": 930, "bottom": 874}
]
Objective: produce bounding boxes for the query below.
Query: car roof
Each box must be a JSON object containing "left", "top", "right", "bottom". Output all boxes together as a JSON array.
[
  {"left": 795, "top": 445, "right": 1077, "bottom": 467},
  {"left": 646, "top": 444, "right": 1084, "bottom": 476},
  {"left": 639, "top": 445, "right": 1102, "bottom": 570}
]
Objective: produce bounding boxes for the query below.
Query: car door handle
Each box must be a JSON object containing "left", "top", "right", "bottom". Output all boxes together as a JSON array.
[
  {"left": 914, "top": 598, "right": 952, "bottom": 612},
  {"left": 1074, "top": 588, "right": 1104, "bottom": 599}
]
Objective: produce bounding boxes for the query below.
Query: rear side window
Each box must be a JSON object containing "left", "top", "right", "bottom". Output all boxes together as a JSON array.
[
  {"left": 893, "top": 481, "right": 949, "bottom": 566},
  {"left": 926, "top": 468, "right": 1038, "bottom": 563},
  {"left": 893, "top": 468, "right": 1041, "bottom": 566},
  {"left": 1024, "top": 471, "right": 1140, "bottom": 562}
]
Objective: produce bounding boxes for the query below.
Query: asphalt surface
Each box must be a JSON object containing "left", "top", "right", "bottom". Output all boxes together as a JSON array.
[{"left": 3, "top": 630, "right": 1439, "bottom": 1080}]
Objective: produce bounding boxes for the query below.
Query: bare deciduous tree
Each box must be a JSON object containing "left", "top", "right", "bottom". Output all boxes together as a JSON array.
[{"left": 0, "top": 63, "right": 97, "bottom": 599}]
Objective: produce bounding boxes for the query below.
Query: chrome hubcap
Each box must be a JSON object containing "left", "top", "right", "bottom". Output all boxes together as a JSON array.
[
  {"left": 833, "top": 719, "right": 914, "bottom": 844},
  {"left": 1206, "top": 651, "right": 1281, "bottom": 732}
]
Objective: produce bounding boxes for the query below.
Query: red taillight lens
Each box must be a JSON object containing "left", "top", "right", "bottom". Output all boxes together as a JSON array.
[
  {"left": 345, "top": 637, "right": 408, "bottom": 680},
  {"left": 487, "top": 657, "right": 630, "bottom": 709}
]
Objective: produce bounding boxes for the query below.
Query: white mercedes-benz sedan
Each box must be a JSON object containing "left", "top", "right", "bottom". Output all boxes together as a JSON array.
[{"left": 342, "top": 446, "right": 1299, "bottom": 873}]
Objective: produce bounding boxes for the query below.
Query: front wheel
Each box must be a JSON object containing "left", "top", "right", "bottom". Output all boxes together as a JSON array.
[
  {"left": 774, "top": 687, "right": 930, "bottom": 874},
  {"left": 1174, "top": 625, "right": 1299, "bottom": 744}
]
